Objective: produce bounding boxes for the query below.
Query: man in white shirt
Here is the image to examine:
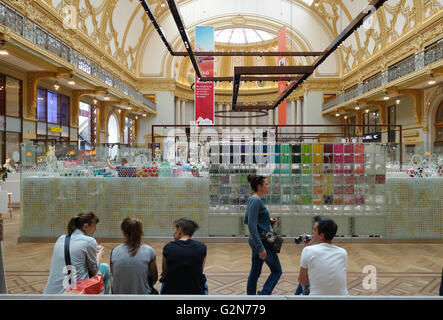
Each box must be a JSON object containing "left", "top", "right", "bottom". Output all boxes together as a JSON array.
[{"left": 298, "top": 216, "right": 348, "bottom": 295}]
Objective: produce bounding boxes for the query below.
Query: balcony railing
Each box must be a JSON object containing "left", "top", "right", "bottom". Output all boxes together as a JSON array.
[
  {"left": 0, "top": 1, "right": 156, "bottom": 112},
  {"left": 323, "top": 38, "right": 442, "bottom": 111}
]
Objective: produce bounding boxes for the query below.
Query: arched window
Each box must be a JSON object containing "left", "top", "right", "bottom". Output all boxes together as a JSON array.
[
  {"left": 108, "top": 114, "right": 119, "bottom": 159},
  {"left": 435, "top": 101, "right": 443, "bottom": 142}
]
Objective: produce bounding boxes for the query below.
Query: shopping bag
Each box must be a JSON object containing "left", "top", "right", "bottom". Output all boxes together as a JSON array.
[{"left": 64, "top": 274, "right": 104, "bottom": 295}]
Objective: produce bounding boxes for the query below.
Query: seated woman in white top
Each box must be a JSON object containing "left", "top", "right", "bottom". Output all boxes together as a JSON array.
[
  {"left": 110, "top": 217, "right": 158, "bottom": 294},
  {"left": 44, "top": 211, "right": 111, "bottom": 294}
]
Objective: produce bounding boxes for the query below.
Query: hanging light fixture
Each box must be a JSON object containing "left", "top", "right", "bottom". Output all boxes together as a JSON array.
[
  {"left": 54, "top": 81, "right": 60, "bottom": 90},
  {"left": 0, "top": 40, "right": 8, "bottom": 55},
  {"left": 68, "top": 74, "right": 75, "bottom": 85},
  {"left": 396, "top": 99, "right": 400, "bottom": 105},
  {"left": 428, "top": 74, "right": 436, "bottom": 85},
  {"left": 93, "top": 99, "right": 98, "bottom": 105}
]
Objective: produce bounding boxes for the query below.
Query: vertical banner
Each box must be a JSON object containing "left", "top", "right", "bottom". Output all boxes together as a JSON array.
[
  {"left": 277, "top": 26, "right": 287, "bottom": 125},
  {"left": 195, "top": 26, "right": 215, "bottom": 125}
]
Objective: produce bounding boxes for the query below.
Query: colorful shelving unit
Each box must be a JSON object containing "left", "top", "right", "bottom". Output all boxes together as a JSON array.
[{"left": 208, "top": 142, "right": 387, "bottom": 236}]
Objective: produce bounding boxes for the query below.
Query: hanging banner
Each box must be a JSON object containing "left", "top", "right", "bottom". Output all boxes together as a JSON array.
[
  {"left": 195, "top": 26, "right": 215, "bottom": 125},
  {"left": 277, "top": 26, "right": 287, "bottom": 125}
]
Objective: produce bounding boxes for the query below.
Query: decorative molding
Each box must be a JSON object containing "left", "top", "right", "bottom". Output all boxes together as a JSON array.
[{"left": 26, "top": 71, "right": 57, "bottom": 118}]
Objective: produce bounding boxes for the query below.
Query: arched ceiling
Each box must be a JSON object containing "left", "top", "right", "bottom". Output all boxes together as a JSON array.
[{"left": 43, "top": 0, "right": 442, "bottom": 83}]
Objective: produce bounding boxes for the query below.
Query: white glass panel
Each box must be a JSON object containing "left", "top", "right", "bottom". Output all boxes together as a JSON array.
[
  {"left": 5, "top": 116, "right": 21, "bottom": 132},
  {"left": 37, "top": 122, "right": 46, "bottom": 135}
]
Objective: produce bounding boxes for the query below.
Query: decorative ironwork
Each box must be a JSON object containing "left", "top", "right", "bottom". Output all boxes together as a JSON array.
[
  {"left": 323, "top": 38, "right": 443, "bottom": 111},
  {"left": 0, "top": 1, "right": 156, "bottom": 111}
]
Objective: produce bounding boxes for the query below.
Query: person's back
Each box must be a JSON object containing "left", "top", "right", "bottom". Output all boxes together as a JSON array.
[
  {"left": 44, "top": 226, "right": 99, "bottom": 294},
  {"left": 162, "top": 239, "right": 206, "bottom": 294},
  {"left": 300, "top": 242, "right": 348, "bottom": 295},
  {"left": 111, "top": 244, "right": 156, "bottom": 294}
]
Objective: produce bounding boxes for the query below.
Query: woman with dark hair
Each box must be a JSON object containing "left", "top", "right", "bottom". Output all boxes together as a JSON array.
[
  {"left": 44, "top": 211, "right": 111, "bottom": 294},
  {"left": 110, "top": 217, "right": 158, "bottom": 294},
  {"left": 244, "top": 174, "right": 282, "bottom": 295}
]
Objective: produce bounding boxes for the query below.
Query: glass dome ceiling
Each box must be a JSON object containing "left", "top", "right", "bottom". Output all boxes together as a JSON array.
[{"left": 215, "top": 28, "right": 275, "bottom": 44}]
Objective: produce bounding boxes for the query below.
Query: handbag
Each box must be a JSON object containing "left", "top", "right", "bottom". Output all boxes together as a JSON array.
[
  {"left": 63, "top": 235, "right": 105, "bottom": 294},
  {"left": 259, "top": 228, "right": 284, "bottom": 254}
]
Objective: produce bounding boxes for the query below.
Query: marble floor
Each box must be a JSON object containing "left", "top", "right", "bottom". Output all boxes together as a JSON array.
[{"left": 1, "top": 209, "right": 442, "bottom": 295}]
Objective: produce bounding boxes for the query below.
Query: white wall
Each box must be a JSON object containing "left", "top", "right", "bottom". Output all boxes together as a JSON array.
[
  {"left": 395, "top": 97, "right": 415, "bottom": 125},
  {"left": 303, "top": 91, "right": 341, "bottom": 134},
  {"left": 136, "top": 91, "right": 175, "bottom": 145}
]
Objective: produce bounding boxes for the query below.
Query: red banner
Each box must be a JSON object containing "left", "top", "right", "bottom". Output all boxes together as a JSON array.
[
  {"left": 195, "top": 26, "right": 215, "bottom": 125},
  {"left": 278, "top": 26, "right": 287, "bottom": 125}
]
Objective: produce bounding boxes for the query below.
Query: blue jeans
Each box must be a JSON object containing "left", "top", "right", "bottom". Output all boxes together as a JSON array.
[
  {"left": 98, "top": 263, "right": 111, "bottom": 294},
  {"left": 247, "top": 240, "right": 282, "bottom": 295},
  {"left": 295, "top": 283, "right": 310, "bottom": 295}
]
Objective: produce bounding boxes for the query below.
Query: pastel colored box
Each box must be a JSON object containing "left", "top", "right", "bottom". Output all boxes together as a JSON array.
[
  {"left": 344, "top": 144, "right": 354, "bottom": 153},
  {"left": 334, "top": 164, "right": 344, "bottom": 174},
  {"left": 324, "top": 154, "right": 333, "bottom": 163},
  {"left": 334, "top": 144, "right": 343, "bottom": 153},
  {"left": 355, "top": 144, "right": 364, "bottom": 153},
  {"left": 323, "top": 144, "right": 333, "bottom": 153},
  {"left": 334, "top": 154, "right": 343, "bottom": 163}
]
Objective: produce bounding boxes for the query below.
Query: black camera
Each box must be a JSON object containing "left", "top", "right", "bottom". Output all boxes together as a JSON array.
[{"left": 294, "top": 234, "right": 312, "bottom": 244}]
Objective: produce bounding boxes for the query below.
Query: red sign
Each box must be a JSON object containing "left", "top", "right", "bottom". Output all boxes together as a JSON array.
[
  {"left": 278, "top": 26, "right": 287, "bottom": 125},
  {"left": 195, "top": 26, "right": 215, "bottom": 125}
]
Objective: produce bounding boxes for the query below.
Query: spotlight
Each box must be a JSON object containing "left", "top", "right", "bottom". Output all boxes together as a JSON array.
[
  {"left": 355, "top": 106, "right": 360, "bottom": 110},
  {"left": 428, "top": 75, "right": 436, "bottom": 85},
  {"left": 0, "top": 40, "right": 8, "bottom": 55},
  {"left": 54, "top": 81, "right": 60, "bottom": 90},
  {"left": 383, "top": 95, "right": 389, "bottom": 100},
  {"left": 396, "top": 99, "right": 400, "bottom": 105},
  {"left": 344, "top": 115, "right": 348, "bottom": 119},
  {"left": 365, "top": 109, "right": 369, "bottom": 113},
  {"left": 104, "top": 91, "right": 110, "bottom": 100},
  {"left": 68, "top": 74, "right": 75, "bottom": 85},
  {"left": 93, "top": 99, "right": 98, "bottom": 105},
  {"left": 118, "top": 109, "right": 121, "bottom": 113},
  {"left": 335, "top": 113, "right": 340, "bottom": 117}
]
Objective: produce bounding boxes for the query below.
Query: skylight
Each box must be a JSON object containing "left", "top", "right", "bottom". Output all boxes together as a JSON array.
[{"left": 215, "top": 28, "right": 274, "bottom": 44}]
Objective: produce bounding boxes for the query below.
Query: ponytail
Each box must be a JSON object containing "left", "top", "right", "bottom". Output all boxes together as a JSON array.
[
  {"left": 121, "top": 217, "right": 144, "bottom": 257},
  {"left": 67, "top": 211, "right": 99, "bottom": 236}
]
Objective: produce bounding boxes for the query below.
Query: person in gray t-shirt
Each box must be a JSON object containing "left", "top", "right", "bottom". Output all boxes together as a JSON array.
[{"left": 110, "top": 217, "right": 158, "bottom": 294}]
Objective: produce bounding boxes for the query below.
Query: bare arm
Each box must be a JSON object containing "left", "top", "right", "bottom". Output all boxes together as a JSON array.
[
  {"left": 148, "top": 256, "right": 158, "bottom": 285},
  {"left": 107, "top": 158, "right": 116, "bottom": 170},
  {"left": 161, "top": 255, "right": 167, "bottom": 277},
  {"left": 298, "top": 267, "right": 309, "bottom": 287}
]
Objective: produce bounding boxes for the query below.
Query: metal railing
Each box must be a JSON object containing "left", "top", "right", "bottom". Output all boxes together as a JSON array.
[
  {"left": 0, "top": 1, "right": 156, "bottom": 111},
  {"left": 323, "top": 39, "right": 443, "bottom": 111}
]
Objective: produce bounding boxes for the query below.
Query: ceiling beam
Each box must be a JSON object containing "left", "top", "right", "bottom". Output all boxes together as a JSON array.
[
  {"left": 139, "top": 0, "right": 174, "bottom": 55},
  {"left": 166, "top": 0, "right": 202, "bottom": 79},
  {"left": 201, "top": 76, "right": 303, "bottom": 82},
  {"left": 270, "top": 0, "right": 388, "bottom": 110},
  {"left": 174, "top": 51, "right": 325, "bottom": 56}
]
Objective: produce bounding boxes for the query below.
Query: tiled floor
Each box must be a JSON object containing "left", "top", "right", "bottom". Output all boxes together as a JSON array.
[{"left": 1, "top": 209, "right": 442, "bottom": 295}]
